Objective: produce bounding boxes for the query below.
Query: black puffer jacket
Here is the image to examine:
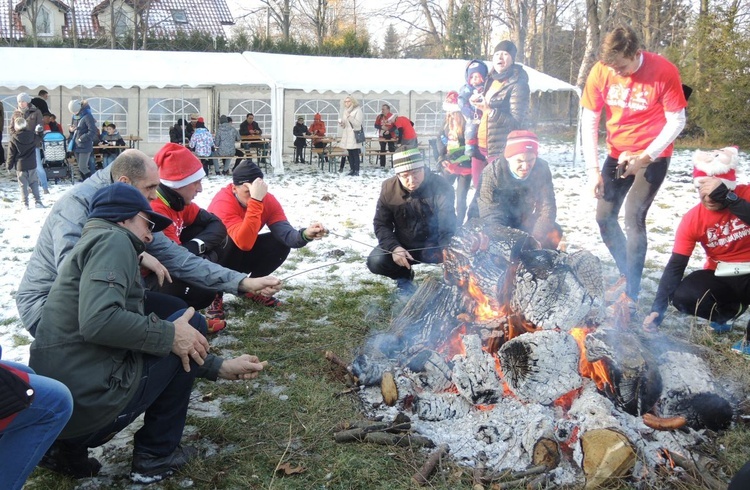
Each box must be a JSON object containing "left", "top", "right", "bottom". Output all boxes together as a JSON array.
[
  {"left": 373, "top": 170, "right": 457, "bottom": 253},
  {"left": 481, "top": 64, "right": 530, "bottom": 159}
]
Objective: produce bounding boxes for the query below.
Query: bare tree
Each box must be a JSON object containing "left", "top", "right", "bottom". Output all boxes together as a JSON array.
[
  {"left": 17, "top": 0, "right": 46, "bottom": 47},
  {"left": 296, "top": 0, "right": 330, "bottom": 47},
  {"left": 258, "top": 0, "right": 293, "bottom": 42}
]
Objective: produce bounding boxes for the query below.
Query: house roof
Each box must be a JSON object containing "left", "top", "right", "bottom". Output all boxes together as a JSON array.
[{"left": 0, "top": 0, "right": 233, "bottom": 40}]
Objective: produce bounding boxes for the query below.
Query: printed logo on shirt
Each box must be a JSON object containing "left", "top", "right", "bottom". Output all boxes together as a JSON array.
[
  {"left": 706, "top": 217, "right": 750, "bottom": 248},
  {"left": 605, "top": 84, "right": 650, "bottom": 112}
]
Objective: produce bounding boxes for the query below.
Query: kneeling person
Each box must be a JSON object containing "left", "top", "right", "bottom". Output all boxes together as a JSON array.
[
  {"left": 30, "top": 183, "right": 268, "bottom": 483},
  {"left": 477, "top": 130, "right": 562, "bottom": 249},
  {"left": 366, "top": 148, "right": 457, "bottom": 295}
]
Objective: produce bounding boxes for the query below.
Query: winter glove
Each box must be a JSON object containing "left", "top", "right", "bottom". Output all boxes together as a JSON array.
[{"left": 35, "top": 124, "right": 44, "bottom": 133}]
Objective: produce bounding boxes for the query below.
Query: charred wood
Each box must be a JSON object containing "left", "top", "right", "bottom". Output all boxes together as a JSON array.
[
  {"left": 411, "top": 443, "right": 449, "bottom": 486},
  {"left": 452, "top": 334, "right": 504, "bottom": 405},
  {"left": 668, "top": 451, "right": 726, "bottom": 490},
  {"left": 414, "top": 392, "right": 473, "bottom": 421},
  {"left": 498, "top": 331, "right": 583, "bottom": 405}
]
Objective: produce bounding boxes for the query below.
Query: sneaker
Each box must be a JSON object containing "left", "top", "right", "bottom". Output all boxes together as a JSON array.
[
  {"left": 206, "top": 293, "right": 225, "bottom": 320},
  {"left": 43, "top": 188, "right": 50, "bottom": 195},
  {"left": 130, "top": 444, "right": 199, "bottom": 484},
  {"left": 604, "top": 275, "right": 627, "bottom": 302},
  {"left": 206, "top": 317, "right": 226, "bottom": 334},
  {"left": 709, "top": 321, "right": 732, "bottom": 334},
  {"left": 39, "top": 441, "right": 102, "bottom": 478},
  {"left": 731, "top": 340, "right": 750, "bottom": 357},
  {"left": 244, "top": 291, "right": 281, "bottom": 307},
  {"left": 35, "top": 201, "right": 46, "bottom": 209}
]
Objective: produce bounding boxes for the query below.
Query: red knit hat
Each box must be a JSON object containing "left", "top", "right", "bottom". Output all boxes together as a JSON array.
[
  {"left": 693, "top": 146, "right": 739, "bottom": 190},
  {"left": 504, "top": 130, "right": 539, "bottom": 158},
  {"left": 197, "top": 117, "right": 204, "bottom": 123},
  {"left": 154, "top": 143, "right": 205, "bottom": 188}
]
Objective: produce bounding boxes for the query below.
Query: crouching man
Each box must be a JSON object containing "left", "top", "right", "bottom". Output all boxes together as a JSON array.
[
  {"left": 643, "top": 147, "right": 750, "bottom": 356},
  {"left": 30, "top": 183, "right": 272, "bottom": 483},
  {"left": 477, "top": 130, "right": 562, "bottom": 249},
  {"left": 366, "top": 148, "right": 456, "bottom": 297}
]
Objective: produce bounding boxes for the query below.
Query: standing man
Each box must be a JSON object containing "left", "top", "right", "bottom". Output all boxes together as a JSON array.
[
  {"left": 642, "top": 148, "right": 750, "bottom": 356},
  {"left": 366, "top": 148, "right": 456, "bottom": 296},
  {"left": 374, "top": 104, "right": 396, "bottom": 168},
  {"left": 30, "top": 90, "right": 50, "bottom": 116},
  {"left": 581, "top": 25, "right": 687, "bottom": 306}
]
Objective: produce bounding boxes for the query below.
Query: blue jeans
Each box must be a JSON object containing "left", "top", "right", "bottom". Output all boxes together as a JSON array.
[
  {"left": 63, "top": 310, "right": 207, "bottom": 457},
  {"left": 102, "top": 154, "right": 117, "bottom": 168},
  {"left": 35, "top": 148, "right": 48, "bottom": 191},
  {"left": 0, "top": 362, "right": 73, "bottom": 490}
]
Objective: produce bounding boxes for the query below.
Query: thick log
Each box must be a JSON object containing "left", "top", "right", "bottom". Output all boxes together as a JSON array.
[
  {"left": 414, "top": 392, "right": 473, "bottom": 421},
  {"left": 656, "top": 351, "right": 733, "bottom": 430},
  {"left": 511, "top": 249, "right": 599, "bottom": 331},
  {"left": 580, "top": 428, "right": 636, "bottom": 490},
  {"left": 405, "top": 350, "right": 453, "bottom": 392},
  {"left": 532, "top": 437, "right": 560, "bottom": 469},
  {"left": 498, "top": 330, "right": 583, "bottom": 405},
  {"left": 584, "top": 328, "right": 662, "bottom": 415},
  {"left": 411, "top": 443, "right": 449, "bottom": 486},
  {"left": 452, "top": 334, "right": 504, "bottom": 405},
  {"left": 349, "top": 354, "right": 392, "bottom": 386}
]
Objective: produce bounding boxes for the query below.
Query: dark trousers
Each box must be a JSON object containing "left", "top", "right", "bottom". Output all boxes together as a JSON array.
[
  {"left": 442, "top": 172, "right": 471, "bottom": 225},
  {"left": 672, "top": 269, "right": 750, "bottom": 325},
  {"left": 379, "top": 141, "right": 395, "bottom": 167},
  {"left": 347, "top": 149, "right": 361, "bottom": 174},
  {"left": 156, "top": 278, "right": 216, "bottom": 310},
  {"left": 294, "top": 144, "right": 306, "bottom": 163},
  {"left": 366, "top": 246, "right": 443, "bottom": 280},
  {"left": 596, "top": 156, "right": 669, "bottom": 300},
  {"left": 218, "top": 233, "right": 290, "bottom": 277},
  {"left": 61, "top": 309, "right": 207, "bottom": 456}
]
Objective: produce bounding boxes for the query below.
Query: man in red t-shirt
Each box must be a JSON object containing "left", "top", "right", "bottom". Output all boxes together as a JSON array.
[
  {"left": 207, "top": 160, "right": 327, "bottom": 307},
  {"left": 581, "top": 26, "right": 688, "bottom": 305},
  {"left": 643, "top": 148, "right": 750, "bottom": 355},
  {"left": 390, "top": 116, "right": 418, "bottom": 149}
]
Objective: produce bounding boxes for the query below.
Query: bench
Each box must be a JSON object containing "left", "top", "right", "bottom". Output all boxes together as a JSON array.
[{"left": 368, "top": 150, "right": 395, "bottom": 167}]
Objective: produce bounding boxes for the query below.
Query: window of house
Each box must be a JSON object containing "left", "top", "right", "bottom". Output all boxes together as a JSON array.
[
  {"left": 36, "top": 6, "right": 52, "bottom": 36},
  {"left": 171, "top": 9, "right": 188, "bottom": 24},
  {"left": 114, "top": 8, "right": 130, "bottom": 37}
]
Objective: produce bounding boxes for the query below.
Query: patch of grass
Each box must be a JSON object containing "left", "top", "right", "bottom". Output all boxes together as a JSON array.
[{"left": 11, "top": 333, "right": 31, "bottom": 347}]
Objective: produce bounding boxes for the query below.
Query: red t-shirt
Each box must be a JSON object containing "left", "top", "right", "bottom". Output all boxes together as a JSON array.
[
  {"left": 673, "top": 185, "right": 750, "bottom": 270},
  {"left": 150, "top": 197, "right": 201, "bottom": 244},
  {"left": 581, "top": 51, "right": 687, "bottom": 159},
  {"left": 392, "top": 116, "right": 417, "bottom": 140},
  {"left": 207, "top": 183, "right": 287, "bottom": 251}
]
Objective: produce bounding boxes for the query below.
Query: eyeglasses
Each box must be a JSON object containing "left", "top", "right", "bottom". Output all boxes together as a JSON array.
[{"left": 137, "top": 213, "right": 155, "bottom": 232}]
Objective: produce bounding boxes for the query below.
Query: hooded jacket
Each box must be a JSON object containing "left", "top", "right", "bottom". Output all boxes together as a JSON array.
[
  {"left": 7, "top": 129, "right": 42, "bottom": 171},
  {"left": 70, "top": 103, "right": 99, "bottom": 153},
  {"left": 214, "top": 122, "right": 241, "bottom": 157},
  {"left": 309, "top": 114, "right": 326, "bottom": 145},
  {"left": 480, "top": 63, "right": 530, "bottom": 159}
]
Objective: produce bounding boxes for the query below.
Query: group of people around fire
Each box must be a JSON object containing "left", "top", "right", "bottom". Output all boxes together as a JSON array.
[{"left": 3, "top": 23, "right": 750, "bottom": 489}]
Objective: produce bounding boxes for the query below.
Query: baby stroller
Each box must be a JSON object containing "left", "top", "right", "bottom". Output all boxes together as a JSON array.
[{"left": 42, "top": 132, "right": 72, "bottom": 183}]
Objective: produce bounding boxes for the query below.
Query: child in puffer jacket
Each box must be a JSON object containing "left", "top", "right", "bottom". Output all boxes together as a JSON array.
[
  {"left": 457, "top": 59, "right": 488, "bottom": 158},
  {"left": 6, "top": 117, "right": 45, "bottom": 209},
  {"left": 189, "top": 118, "right": 216, "bottom": 176}
]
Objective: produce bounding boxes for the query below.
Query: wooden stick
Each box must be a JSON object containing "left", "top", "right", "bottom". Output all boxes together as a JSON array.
[
  {"left": 362, "top": 432, "right": 434, "bottom": 448},
  {"left": 324, "top": 350, "right": 350, "bottom": 371},
  {"left": 412, "top": 444, "right": 449, "bottom": 486},
  {"left": 473, "top": 451, "right": 488, "bottom": 486},
  {"left": 669, "top": 452, "right": 725, "bottom": 490}
]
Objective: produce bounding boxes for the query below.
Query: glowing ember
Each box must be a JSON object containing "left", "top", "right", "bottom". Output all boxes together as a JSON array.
[
  {"left": 467, "top": 274, "right": 501, "bottom": 322},
  {"left": 570, "top": 327, "right": 613, "bottom": 391},
  {"left": 437, "top": 325, "right": 467, "bottom": 358}
]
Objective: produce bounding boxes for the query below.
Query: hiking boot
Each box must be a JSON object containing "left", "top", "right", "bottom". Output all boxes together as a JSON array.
[
  {"left": 244, "top": 291, "right": 281, "bottom": 307},
  {"left": 206, "top": 317, "right": 226, "bottom": 334},
  {"left": 206, "top": 293, "right": 225, "bottom": 320},
  {"left": 130, "top": 444, "right": 199, "bottom": 484},
  {"left": 709, "top": 321, "right": 732, "bottom": 334},
  {"left": 604, "top": 275, "right": 627, "bottom": 302},
  {"left": 39, "top": 441, "right": 102, "bottom": 479}
]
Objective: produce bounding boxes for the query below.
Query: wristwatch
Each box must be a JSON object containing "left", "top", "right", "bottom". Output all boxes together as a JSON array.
[
  {"left": 726, "top": 191, "right": 740, "bottom": 204},
  {"left": 191, "top": 238, "right": 206, "bottom": 255}
]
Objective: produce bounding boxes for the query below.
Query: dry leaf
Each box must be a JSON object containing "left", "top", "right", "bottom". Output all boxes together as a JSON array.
[{"left": 276, "top": 462, "right": 307, "bottom": 475}]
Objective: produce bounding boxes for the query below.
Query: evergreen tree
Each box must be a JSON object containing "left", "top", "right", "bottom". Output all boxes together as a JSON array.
[
  {"left": 381, "top": 24, "right": 400, "bottom": 58},
  {"left": 444, "top": 3, "right": 480, "bottom": 59}
]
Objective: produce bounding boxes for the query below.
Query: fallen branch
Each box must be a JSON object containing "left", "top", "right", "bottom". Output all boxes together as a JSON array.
[
  {"left": 473, "top": 451, "right": 488, "bottom": 486},
  {"left": 482, "top": 464, "right": 548, "bottom": 484},
  {"left": 669, "top": 452, "right": 725, "bottom": 490},
  {"left": 333, "top": 423, "right": 412, "bottom": 442},
  {"left": 362, "top": 432, "right": 434, "bottom": 448},
  {"left": 325, "top": 350, "right": 351, "bottom": 372},
  {"left": 412, "top": 443, "right": 449, "bottom": 486}
]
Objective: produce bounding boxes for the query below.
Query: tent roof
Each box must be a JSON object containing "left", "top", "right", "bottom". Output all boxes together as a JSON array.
[
  {"left": 243, "top": 51, "right": 579, "bottom": 95},
  {"left": 0, "top": 47, "right": 271, "bottom": 90}
]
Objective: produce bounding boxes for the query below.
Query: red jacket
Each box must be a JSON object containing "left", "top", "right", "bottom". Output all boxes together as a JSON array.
[
  {"left": 0, "top": 363, "right": 31, "bottom": 431},
  {"left": 392, "top": 116, "right": 417, "bottom": 140}
]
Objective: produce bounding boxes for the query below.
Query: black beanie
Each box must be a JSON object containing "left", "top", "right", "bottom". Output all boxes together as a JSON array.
[
  {"left": 233, "top": 160, "right": 264, "bottom": 185},
  {"left": 494, "top": 40, "right": 517, "bottom": 61}
]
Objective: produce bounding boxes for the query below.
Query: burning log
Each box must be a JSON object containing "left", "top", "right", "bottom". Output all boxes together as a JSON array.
[
  {"left": 411, "top": 443, "right": 449, "bottom": 486},
  {"left": 656, "top": 351, "right": 733, "bottom": 431},
  {"left": 580, "top": 428, "right": 636, "bottom": 489},
  {"left": 452, "top": 334, "right": 504, "bottom": 405},
  {"left": 405, "top": 350, "right": 453, "bottom": 392},
  {"left": 498, "top": 330, "right": 583, "bottom": 404},
  {"left": 583, "top": 328, "right": 662, "bottom": 415},
  {"left": 414, "top": 392, "right": 472, "bottom": 421},
  {"left": 511, "top": 249, "right": 601, "bottom": 331},
  {"left": 349, "top": 354, "right": 391, "bottom": 386}
]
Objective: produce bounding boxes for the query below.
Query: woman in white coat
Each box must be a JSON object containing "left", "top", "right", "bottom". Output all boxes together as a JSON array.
[{"left": 338, "top": 95, "right": 364, "bottom": 176}]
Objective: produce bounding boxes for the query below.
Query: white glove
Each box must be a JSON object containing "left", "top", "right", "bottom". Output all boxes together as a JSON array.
[{"left": 35, "top": 124, "right": 44, "bottom": 133}]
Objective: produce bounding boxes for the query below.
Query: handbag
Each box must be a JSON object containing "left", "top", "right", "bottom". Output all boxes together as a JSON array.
[
  {"left": 0, "top": 365, "right": 35, "bottom": 420},
  {"left": 354, "top": 126, "right": 366, "bottom": 144}
]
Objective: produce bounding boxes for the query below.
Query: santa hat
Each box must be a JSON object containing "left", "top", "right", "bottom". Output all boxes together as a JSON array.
[
  {"left": 504, "top": 130, "right": 539, "bottom": 158},
  {"left": 443, "top": 91, "right": 460, "bottom": 112},
  {"left": 693, "top": 146, "right": 739, "bottom": 190},
  {"left": 154, "top": 143, "right": 205, "bottom": 188}
]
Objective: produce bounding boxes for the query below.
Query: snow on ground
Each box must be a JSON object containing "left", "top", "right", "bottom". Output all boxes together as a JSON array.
[{"left": 0, "top": 142, "right": 738, "bottom": 364}]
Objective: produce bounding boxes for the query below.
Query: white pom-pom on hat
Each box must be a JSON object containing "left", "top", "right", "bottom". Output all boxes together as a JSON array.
[{"left": 693, "top": 146, "right": 739, "bottom": 190}]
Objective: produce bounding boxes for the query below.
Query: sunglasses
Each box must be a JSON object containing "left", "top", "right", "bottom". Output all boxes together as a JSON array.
[{"left": 137, "top": 213, "right": 155, "bottom": 232}]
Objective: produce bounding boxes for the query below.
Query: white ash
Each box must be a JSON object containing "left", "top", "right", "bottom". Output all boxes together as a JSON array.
[
  {"left": 658, "top": 350, "right": 728, "bottom": 406},
  {"left": 414, "top": 392, "right": 473, "bottom": 421},
  {"left": 452, "top": 334, "right": 504, "bottom": 405},
  {"left": 404, "top": 350, "right": 453, "bottom": 392},
  {"left": 498, "top": 330, "right": 583, "bottom": 404}
]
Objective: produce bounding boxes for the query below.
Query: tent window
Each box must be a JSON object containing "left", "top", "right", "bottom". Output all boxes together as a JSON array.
[
  {"left": 363, "top": 99, "right": 399, "bottom": 137},
  {"left": 87, "top": 97, "right": 129, "bottom": 136},
  {"left": 148, "top": 97, "right": 200, "bottom": 143},
  {"left": 2, "top": 97, "right": 15, "bottom": 130},
  {"left": 171, "top": 9, "right": 188, "bottom": 24},
  {"left": 414, "top": 100, "right": 442, "bottom": 138},
  {"left": 227, "top": 99, "right": 272, "bottom": 134},
  {"left": 37, "top": 7, "right": 52, "bottom": 36}
]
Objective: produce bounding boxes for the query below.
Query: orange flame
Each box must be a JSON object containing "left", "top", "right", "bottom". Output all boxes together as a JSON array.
[
  {"left": 570, "top": 327, "right": 613, "bottom": 391},
  {"left": 554, "top": 388, "right": 582, "bottom": 411},
  {"left": 467, "top": 274, "right": 501, "bottom": 322},
  {"left": 437, "top": 325, "right": 467, "bottom": 358}
]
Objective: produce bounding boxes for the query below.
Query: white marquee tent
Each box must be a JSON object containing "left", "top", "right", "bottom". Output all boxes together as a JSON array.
[{"left": 0, "top": 47, "right": 579, "bottom": 173}]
